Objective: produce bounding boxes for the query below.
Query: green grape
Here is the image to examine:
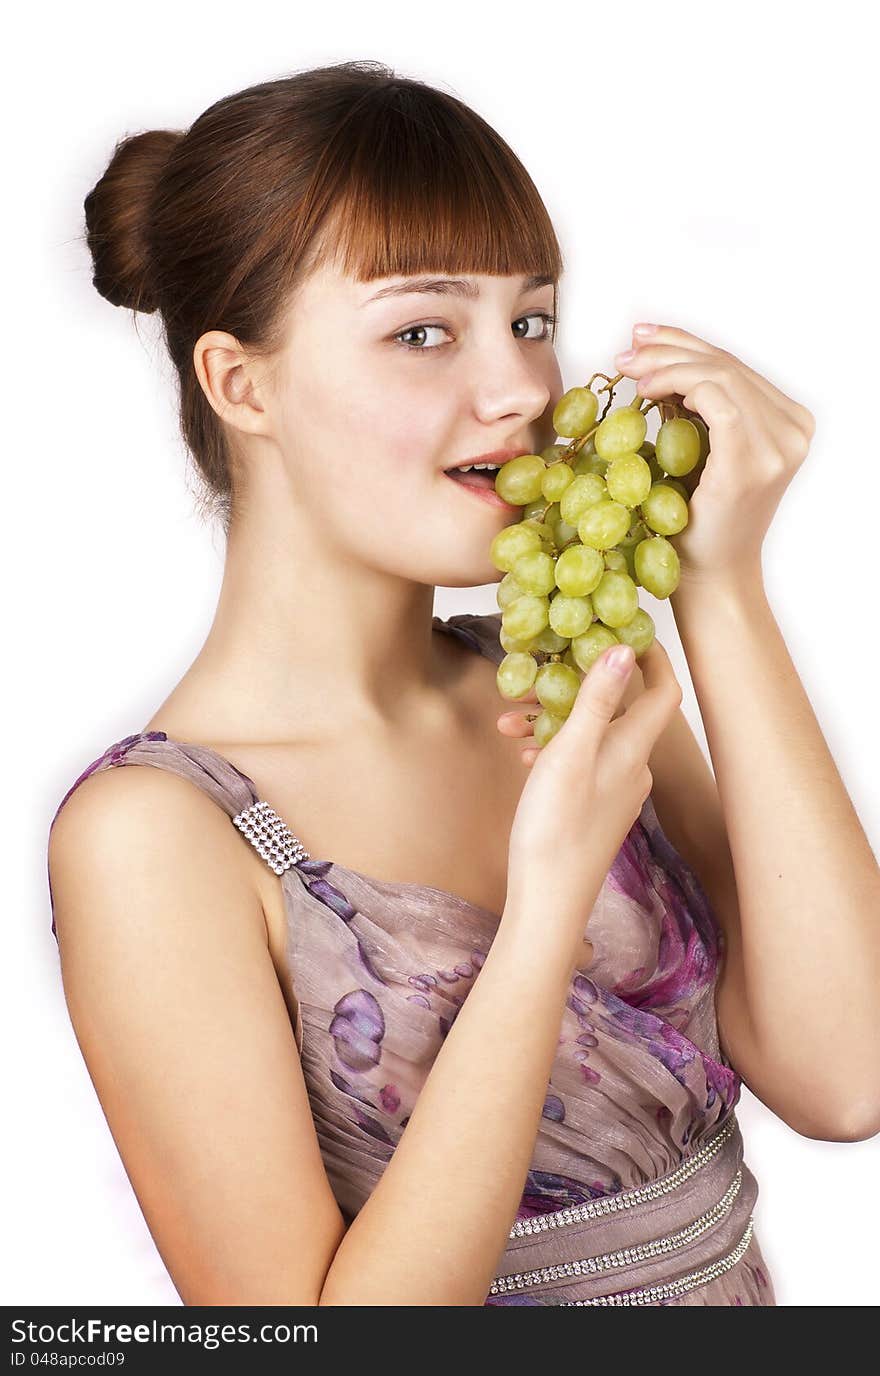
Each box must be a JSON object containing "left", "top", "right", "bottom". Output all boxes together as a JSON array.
[
  {"left": 554, "top": 543, "right": 605, "bottom": 596},
  {"left": 554, "top": 517, "right": 579, "bottom": 547},
  {"left": 591, "top": 569, "right": 640, "bottom": 628},
  {"left": 511, "top": 548, "right": 557, "bottom": 596},
  {"left": 521, "top": 518, "right": 556, "bottom": 552},
  {"left": 655, "top": 417, "right": 701, "bottom": 476},
  {"left": 500, "top": 628, "right": 532, "bottom": 653},
  {"left": 619, "top": 543, "right": 639, "bottom": 583},
  {"left": 570, "top": 622, "right": 619, "bottom": 671},
  {"left": 571, "top": 437, "right": 602, "bottom": 476},
  {"left": 574, "top": 450, "right": 609, "bottom": 478},
  {"left": 496, "top": 574, "right": 525, "bottom": 611},
  {"left": 490, "top": 522, "right": 542, "bottom": 572},
  {"left": 680, "top": 413, "right": 710, "bottom": 462},
  {"left": 535, "top": 661, "right": 582, "bottom": 717},
  {"left": 577, "top": 499, "right": 632, "bottom": 551},
  {"left": 541, "top": 462, "right": 575, "bottom": 502},
  {"left": 594, "top": 404, "right": 648, "bottom": 460},
  {"left": 562, "top": 647, "right": 582, "bottom": 672},
  {"left": 553, "top": 387, "right": 599, "bottom": 438},
  {"left": 502, "top": 594, "right": 551, "bottom": 640},
  {"left": 619, "top": 515, "right": 651, "bottom": 549},
  {"left": 634, "top": 535, "right": 681, "bottom": 597},
  {"left": 522, "top": 499, "right": 548, "bottom": 521},
  {"left": 663, "top": 478, "right": 690, "bottom": 502},
  {"left": 605, "top": 451, "right": 653, "bottom": 507},
  {"left": 614, "top": 607, "right": 656, "bottom": 657},
  {"left": 559, "top": 473, "right": 607, "bottom": 524},
  {"left": 549, "top": 593, "right": 593, "bottom": 638},
  {"left": 534, "top": 710, "right": 566, "bottom": 747},
  {"left": 495, "top": 454, "right": 547, "bottom": 505},
  {"left": 638, "top": 439, "right": 656, "bottom": 461},
  {"left": 541, "top": 444, "right": 570, "bottom": 464},
  {"left": 641, "top": 482, "right": 689, "bottom": 536},
  {"left": 496, "top": 651, "right": 539, "bottom": 700},
  {"left": 530, "top": 624, "right": 569, "bottom": 654},
  {"left": 644, "top": 451, "right": 665, "bottom": 484},
  {"left": 603, "top": 550, "right": 627, "bottom": 572}
]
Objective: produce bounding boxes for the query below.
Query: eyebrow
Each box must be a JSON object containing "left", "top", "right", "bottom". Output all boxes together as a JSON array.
[{"left": 361, "top": 273, "right": 556, "bottom": 306}]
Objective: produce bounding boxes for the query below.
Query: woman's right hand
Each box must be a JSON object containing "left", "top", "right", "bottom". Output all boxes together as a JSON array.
[{"left": 499, "top": 639, "right": 683, "bottom": 941}]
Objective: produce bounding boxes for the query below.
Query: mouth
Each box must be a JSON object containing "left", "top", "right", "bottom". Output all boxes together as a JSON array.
[
  {"left": 441, "top": 449, "right": 530, "bottom": 512},
  {"left": 442, "top": 462, "right": 520, "bottom": 512},
  {"left": 442, "top": 461, "right": 504, "bottom": 490}
]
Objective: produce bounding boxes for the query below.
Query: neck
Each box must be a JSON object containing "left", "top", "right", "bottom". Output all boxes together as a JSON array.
[{"left": 175, "top": 498, "right": 458, "bottom": 743}]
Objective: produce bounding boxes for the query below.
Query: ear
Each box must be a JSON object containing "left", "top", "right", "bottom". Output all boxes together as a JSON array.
[{"left": 192, "top": 330, "right": 270, "bottom": 438}]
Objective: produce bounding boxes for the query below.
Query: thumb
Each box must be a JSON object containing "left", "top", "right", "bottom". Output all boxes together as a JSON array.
[{"left": 568, "top": 643, "right": 635, "bottom": 733}]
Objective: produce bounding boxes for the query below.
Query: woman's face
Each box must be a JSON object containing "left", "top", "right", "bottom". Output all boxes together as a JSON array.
[{"left": 263, "top": 260, "right": 564, "bottom": 587}]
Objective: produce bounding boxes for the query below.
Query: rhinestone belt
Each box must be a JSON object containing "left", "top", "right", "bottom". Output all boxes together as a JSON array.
[
  {"left": 508, "top": 1114, "right": 736, "bottom": 1239},
  {"left": 490, "top": 1116, "right": 744, "bottom": 1303},
  {"left": 560, "top": 1217, "right": 754, "bottom": 1305}
]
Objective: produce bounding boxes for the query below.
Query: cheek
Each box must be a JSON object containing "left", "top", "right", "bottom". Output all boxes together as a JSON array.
[{"left": 347, "top": 371, "right": 454, "bottom": 476}]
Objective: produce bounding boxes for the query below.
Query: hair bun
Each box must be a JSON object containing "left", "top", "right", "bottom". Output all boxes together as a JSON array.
[{"left": 84, "top": 129, "right": 181, "bottom": 313}]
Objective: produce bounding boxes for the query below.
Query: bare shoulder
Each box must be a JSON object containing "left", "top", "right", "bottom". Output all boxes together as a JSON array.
[{"left": 48, "top": 762, "right": 265, "bottom": 954}]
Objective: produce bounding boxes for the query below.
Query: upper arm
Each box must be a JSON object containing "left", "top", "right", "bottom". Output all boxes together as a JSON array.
[{"left": 47, "top": 764, "right": 346, "bottom": 1305}]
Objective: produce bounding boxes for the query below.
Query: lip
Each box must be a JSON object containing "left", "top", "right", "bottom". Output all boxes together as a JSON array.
[{"left": 443, "top": 476, "right": 521, "bottom": 512}]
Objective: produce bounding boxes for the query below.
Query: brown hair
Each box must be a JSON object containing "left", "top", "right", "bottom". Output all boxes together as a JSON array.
[{"left": 83, "top": 60, "right": 565, "bottom": 534}]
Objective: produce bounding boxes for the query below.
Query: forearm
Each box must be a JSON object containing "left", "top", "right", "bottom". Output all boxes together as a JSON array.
[
  {"left": 671, "top": 564, "right": 880, "bottom": 1122},
  {"left": 318, "top": 901, "right": 588, "bottom": 1306}
]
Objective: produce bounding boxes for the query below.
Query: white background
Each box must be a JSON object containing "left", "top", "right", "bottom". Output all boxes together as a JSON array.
[{"left": 5, "top": 0, "right": 878, "bottom": 1307}]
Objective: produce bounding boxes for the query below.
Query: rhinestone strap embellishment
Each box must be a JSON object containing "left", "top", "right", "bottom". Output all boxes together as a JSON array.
[
  {"left": 232, "top": 800, "right": 311, "bottom": 876},
  {"left": 489, "top": 1168, "right": 743, "bottom": 1297},
  {"left": 558, "top": 1216, "right": 755, "bottom": 1305},
  {"left": 509, "top": 1114, "right": 736, "bottom": 1239}
]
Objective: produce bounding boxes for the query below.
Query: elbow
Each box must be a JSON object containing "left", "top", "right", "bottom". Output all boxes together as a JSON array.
[{"left": 792, "top": 1097, "right": 880, "bottom": 1144}]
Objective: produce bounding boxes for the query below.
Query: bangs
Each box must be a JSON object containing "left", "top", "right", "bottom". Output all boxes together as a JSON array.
[{"left": 300, "top": 80, "right": 563, "bottom": 316}]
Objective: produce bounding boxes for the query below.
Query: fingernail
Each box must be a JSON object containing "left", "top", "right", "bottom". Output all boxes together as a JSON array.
[
  {"left": 633, "top": 323, "right": 658, "bottom": 336},
  {"left": 607, "top": 645, "right": 634, "bottom": 674}
]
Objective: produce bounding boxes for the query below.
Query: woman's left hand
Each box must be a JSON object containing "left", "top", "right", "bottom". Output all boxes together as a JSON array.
[{"left": 613, "top": 324, "right": 816, "bottom": 584}]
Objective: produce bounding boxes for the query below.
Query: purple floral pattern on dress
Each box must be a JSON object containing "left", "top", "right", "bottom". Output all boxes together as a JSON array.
[{"left": 329, "top": 989, "right": 385, "bottom": 1073}]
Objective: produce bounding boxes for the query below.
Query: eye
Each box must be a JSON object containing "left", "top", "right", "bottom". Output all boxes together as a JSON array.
[
  {"left": 514, "top": 311, "right": 558, "bottom": 341},
  {"left": 393, "top": 323, "right": 452, "bottom": 351},
  {"left": 391, "top": 311, "right": 558, "bottom": 355}
]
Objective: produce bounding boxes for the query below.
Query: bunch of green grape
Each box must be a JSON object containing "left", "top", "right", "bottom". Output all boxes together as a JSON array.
[{"left": 491, "top": 375, "right": 709, "bottom": 748}]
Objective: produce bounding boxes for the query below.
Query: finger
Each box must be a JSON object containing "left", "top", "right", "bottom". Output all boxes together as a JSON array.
[
  {"left": 606, "top": 640, "right": 682, "bottom": 754},
  {"left": 560, "top": 643, "right": 638, "bottom": 747},
  {"left": 629, "top": 324, "right": 716, "bottom": 355},
  {"left": 497, "top": 707, "right": 538, "bottom": 738},
  {"left": 628, "top": 329, "right": 812, "bottom": 433}
]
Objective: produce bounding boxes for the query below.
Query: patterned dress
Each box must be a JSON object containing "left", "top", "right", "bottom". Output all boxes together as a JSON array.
[{"left": 47, "top": 611, "right": 776, "bottom": 1305}]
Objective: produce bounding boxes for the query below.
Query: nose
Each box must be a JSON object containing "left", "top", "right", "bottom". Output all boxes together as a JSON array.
[{"left": 469, "top": 332, "right": 553, "bottom": 436}]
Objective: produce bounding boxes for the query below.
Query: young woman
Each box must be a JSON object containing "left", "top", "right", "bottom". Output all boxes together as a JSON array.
[{"left": 47, "top": 61, "right": 880, "bottom": 1307}]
